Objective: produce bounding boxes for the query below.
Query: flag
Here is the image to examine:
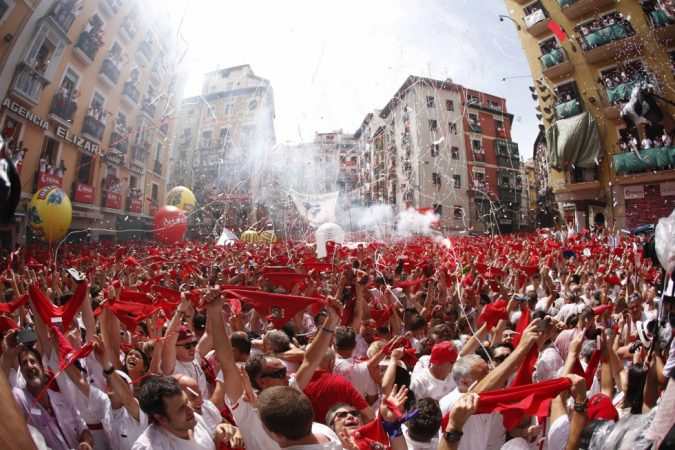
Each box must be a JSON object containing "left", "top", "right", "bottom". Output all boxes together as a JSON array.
[
  {"left": 223, "top": 289, "right": 324, "bottom": 329},
  {"left": 29, "top": 282, "right": 87, "bottom": 330},
  {"left": 548, "top": 20, "right": 568, "bottom": 42}
]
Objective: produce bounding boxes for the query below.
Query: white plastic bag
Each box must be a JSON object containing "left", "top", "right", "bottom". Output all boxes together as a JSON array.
[{"left": 655, "top": 208, "right": 675, "bottom": 272}]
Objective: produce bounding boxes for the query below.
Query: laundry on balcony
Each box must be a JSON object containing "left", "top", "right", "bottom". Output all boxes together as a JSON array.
[
  {"left": 555, "top": 99, "right": 582, "bottom": 119},
  {"left": 524, "top": 8, "right": 547, "bottom": 28},
  {"left": 613, "top": 146, "right": 675, "bottom": 174},
  {"left": 545, "top": 112, "right": 602, "bottom": 172}
]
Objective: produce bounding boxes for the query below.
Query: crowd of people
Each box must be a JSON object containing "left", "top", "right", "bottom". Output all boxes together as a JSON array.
[{"left": 0, "top": 225, "right": 673, "bottom": 450}]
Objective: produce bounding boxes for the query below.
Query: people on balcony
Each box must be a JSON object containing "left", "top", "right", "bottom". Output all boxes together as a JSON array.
[
  {"left": 103, "top": 174, "right": 121, "bottom": 193},
  {"left": 618, "top": 129, "right": 673, "bottom": 153},
  {"left": 77, "top": 19, "right": 104, "bottom": 60},
  {"left": 575, "top": 12, "right": 633, "bottom": 50},
  {"left": 87, "top": 103, "right": 104, "bottom": 122}
]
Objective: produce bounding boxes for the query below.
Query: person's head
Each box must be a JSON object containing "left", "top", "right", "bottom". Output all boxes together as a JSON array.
[
  {"left": 231, "top": 331, "right": 251, "bottom": 362},
  {"left": 580, "top": 340, "right": 596, "bottom": 362},
  {"left": 18, "top": 347, "right": 45, "bottom": 393},
  {"left": 452, "top": 355, "right": 489, "bottom": 393},
  {"left": 334, "top": 326, "right": 357, "bottom": 354},
  {"left": 258, "top": 386, "right": 314, "bottom": 444},
  {"left": 264, "top": 330, "right": 291, "bottom": 353},
  {"left": 645, "top": 286, "right": 657, "bottom": 302},
  {"left": 627, "top": 293, "right": 643, "bottom": 322},
  {"left": 246, "top": 354, "right": 289, "bottom": 390},
  {"left": 429, "top": 341, "right": 458, "bottom": 379},
  {"left": 173, "top": 374, "right": 204, "bottom": 414},
  {"left": 624, "top": 365, "right": 646, "bottom": 412},
  {"left": 124, "top": 348, "right": 149, "bottom": 375},
  {"left": 406, "top": 398, "right": 442, "bottom": 443},
  {"left": 578, "top": 307, "right": 596, "bottom": 330},
  {"left": 409, "top": 314, "right": 426, "bottom": 335},
  {"left": 327, "top": 403, "right": 363, "bottom": 438},
  {"left": 319, "top": 347, "right": 336, "bottom": 372},
  {"left": 429, "top": 323, "right": 452, "bottom": 344},
  {"left": 492, "top": 342, "right": 514, "bottom": 367},
  {"left": 359, "top": 319, "right": 377, "bottom": 344},
  {"left": 139, "top": 376, "right": 196, "bottom": 437},
  {"left": 502, "top": 328, "right": 517, "bottom": 345},
  {"left": 175, "top": 325, "right": 198, "bottom": 363}
]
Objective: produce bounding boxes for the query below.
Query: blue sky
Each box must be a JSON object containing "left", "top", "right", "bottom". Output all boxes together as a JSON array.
[{"left": 165, "top": 0, "right": 540, "bottom": 158}]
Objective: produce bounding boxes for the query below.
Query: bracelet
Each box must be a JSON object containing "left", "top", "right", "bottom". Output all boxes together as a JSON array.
[
  {"left": 102, "top": 366, "right": 115, "bottom": 377},
  {"left": 320, "top": 326, "right": 335, "bottom": 334},
  {"left": 573, "top": 399, "right": 588, "bottom": 413}
]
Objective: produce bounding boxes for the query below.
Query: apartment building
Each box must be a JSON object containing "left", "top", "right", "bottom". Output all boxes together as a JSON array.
[
  {"left": 504, "top": 0, "right": 675, "bottom": 229},
  {"left": 0, "top": 0, "right": 182, "bottom": 247}
]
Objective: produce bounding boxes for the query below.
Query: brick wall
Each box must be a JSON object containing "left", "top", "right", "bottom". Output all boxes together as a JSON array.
[{"left": 625, "top": 184, "right": 675, "bottom": 229}]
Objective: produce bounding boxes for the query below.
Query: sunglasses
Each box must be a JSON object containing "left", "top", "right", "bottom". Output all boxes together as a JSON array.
[
  {"left": 261, "top": 367, "right": 287, "bottom": 379},
  {"left": 332, "top": 410, "right": 360, "bottom": 424},
  {"left": 177, "top": 341, "right": 198, "bottom": 349}
]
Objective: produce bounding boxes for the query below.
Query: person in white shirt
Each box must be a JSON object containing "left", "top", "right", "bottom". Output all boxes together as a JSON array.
[
  {"left": 410, "top": 341, "right": 457, "bottom": 401},
  {"left": 333, "top": 326, "right": 379, "bottom": 403},
  {"left": 402, "top": 397, "right": 442, "bottom": 449},
  {"left": 132, "top": 376, "right": 236, "bottom": 450}
]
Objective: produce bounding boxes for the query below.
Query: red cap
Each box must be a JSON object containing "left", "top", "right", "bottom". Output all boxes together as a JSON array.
[
  {"left": 176, "top": 325, "right": 195, "bottom": 343},
  {"left": 429, "top": 341, "right": 458, "bottom": 365},
  {"left": 592, "top": 304, "right": 613, "bottom": 316},
  {"left": 587, "top": 393, "right": 619, "bottom": 421}
]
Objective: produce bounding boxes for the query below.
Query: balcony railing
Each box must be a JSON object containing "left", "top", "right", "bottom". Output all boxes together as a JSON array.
[
  {"left": 605, "top": 78, "right": 645, "bottom": 105},
  {"left": 523, "top": 7, "right": 550, "bottom": 36},
  {"left": 49, "top": 92, "right": 78, "bottom": 124},
  {"left": 577, "top": 21, "right": 634, "bottom": 52},
  {"left": 122, "top": 82, "right": 139, "bottom": 105},
  {"left": 137, "top": 40, "right": 152, "bottom": 62},
  {"left": 110, "top": 131, "right": 128, "bottom": 154},
  {"left": 557, "top": 0, "right": 616, "bottom": 20},
  {"left": 473, "top": 148, "right": 486, "bottom": 162},
  {"left": 82, "top": 115, "right": 105, "bottom": 141},
  {"left": 99, "top": 58, "right": 120, "bottom": 85},
  {"left": 50, "top": 3, "right": 77, "bottom": 33},
  {"left": 613, "top": 146, "right": 675, "bottom": 175},
  {"left": 74, "top": 31, "right": 102, "bottom": 63},
  {"left": 555, "top": 99, "right": 583, "bottom": 119},
  {"left": 648, "top": 9, "right": 673, "bottom": 29},
  {"left": 153, "top": 160, "right": 163, "bottom": 174},
  {"left": 645, "top": 9, "right": 675, "bottom": 44},
  {"left": 141, "top": 101, "right": 156, "bottom": 118},
  {"left": 468, "top": 122, "right": 482, "bottom": 133},
  {"left": 103, "top": 0, "right": 122, "bottom": 15},
  {"left": 11, "top": 64, "right": 48, "bottom": 105}
]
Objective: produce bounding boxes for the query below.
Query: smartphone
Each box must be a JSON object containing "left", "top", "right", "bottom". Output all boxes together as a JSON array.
[
  {"left": 67, "top": 268, "right": 84, "bottom": 283},
  {"left": 15, "top": 329, "right": 37, "bottom": 345}
]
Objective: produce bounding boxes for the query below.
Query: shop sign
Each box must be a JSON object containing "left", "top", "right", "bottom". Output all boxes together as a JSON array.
[
  {"left": 104, "top": 191, "right": 122, "bottom": 209},
  {"left": 104, "top": 152, "right": 123, "bottom": 165},
  {"left": 2, "top": 98, "right": 48, "bottom": 129},
  {"left": 36, "top": 172, "right": 63, "bottom": 190},
  {"left": 624, "top": 186, "right": 645, "bottom": 200},
  {"left": 55, "top": 126, "right": 101, "bottom": 156},
  {"left": 73, "top": 183, "right": 95, "bottom": 204},
  {"left": 129, "top": 163, "right": 144, "bottom": 175}
]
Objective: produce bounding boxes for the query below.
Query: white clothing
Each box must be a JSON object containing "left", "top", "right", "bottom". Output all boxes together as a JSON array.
[
  {"left": 132, "top": 414, "right": 214, "bottom": 450},
  {"left": 333, "top": 356, "right": 378, "bottom": 397},
  {"left": 547, "top": 415, "right": 569, "bottom": 450},
  {"left": 439, "top": 388, "right": 503, "bottom": 450},
  {"left": 534, "top": 345, "right": 564, "bottom": 382},
  {"left": 354, "top": 334, "right": 369, "bottom": 359},
  {"left": 84, "top": 385, "right": 148, "bottom": 450},
  {"left": 284, "top": 423, "right": 342, "bottom": 450},
  {"left": 198, "top": 399, "right": 223, "bottom": 432},
  {"left": 554, "top": 303, "right": 585, "bottom": 324},
  {"left": 402, "top": 424, "right": 439, "bottom": 449},
  {"left": 410, "top": 366, "right": 457, "bottom": 401},
  {"left": 174, "top": 355, "right": 209, "bottom": 398}
]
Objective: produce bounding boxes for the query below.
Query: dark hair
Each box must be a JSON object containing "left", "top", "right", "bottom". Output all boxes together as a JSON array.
[
  {"left": 124, "top": 348, "right": 150, "bottom": 373},
  {"left": 493, "top": 342, "right": 514, "bottom": 352},
  {"left": 579, "top": 307, "right": 595, "bottom": 324},
  {"left": 410, "top": 314, "right": 426, "bottom": 332},
  {"left": 231, "top": 331, "right": 251, "bottom": 355},
  {"left": 393, "top": 366, "right": 415, "bottom": 410},
  {"left": 407, "top": 398, "right": 442, "bottom": 443},
  {"left": 334, "top": 326, "right": 357, "bottom": 350},
  {"left": 430, "top": 324, "right": 452, "bottom": 343},
  {"left": 193, "top": 313, "right": 206, "bottom": 332},
  {"left": 625, "top": 365, "right": 646, "bottom": 414},
  {"left": 246, "top": 354, "right": 267, "bottom": 390},
  {"left": 138, "top": 376, "right": 183, "bottom": 419},
  {"left": 18, "top": 347, "right": 43, "bottom": 368},
  {"left": 257, "top": 386, "right": 313, "bottom": 441},
  {"left": 474, "top": 345, "right": 491, "bottom": 364}
]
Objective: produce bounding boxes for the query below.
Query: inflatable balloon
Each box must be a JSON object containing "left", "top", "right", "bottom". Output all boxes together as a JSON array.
[
  {"left": 259, "top": 230, "right": 277, "bottom": 243},
  {"left": 154, "top": 206, "right": 187, "bottom": 244},
  {"left": 315, "top": 222, "right": 345, "bottom": 258},
  {"left": 241, "top": 230, "right": 259, "bottom": 243},
  {"left": 27, "top": 187, "right": 72, "bottom": 243},
  {"left": 166, "top": 186, "right": 196, "bottom": 213}
]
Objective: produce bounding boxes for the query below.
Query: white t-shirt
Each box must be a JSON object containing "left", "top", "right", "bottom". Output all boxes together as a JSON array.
[
  {"left": 174, "top": 355, "right": 209, "bottom": 398},
  {"left": 534, "top": 345, "right": 564, "bottom": 383},
  {"left": 354, "top": 334, "right": 369, "bottom": 359},
  {"left": 547, "top": 415, "right": 569, "bottom": 450},
  {"left": 410, "top": 366, "right": 457, "bottom": 401},
  {"left": 402, "top": 424, "right": 439, "bottom": 449},
  {"left": 333, "top": 356, "right": 378, "bottom": 397},
  {"left": 284, "top": 423, "right": 342, "bottom": 450},
  {"left": 132, "top": 414, "right": 214, "bottom": 450},
  {"left": 439, "top": 389, "right": 503, "bottom": 450},
  {"left": 198, "top": 399, "right": 223, "bottom": 432}
]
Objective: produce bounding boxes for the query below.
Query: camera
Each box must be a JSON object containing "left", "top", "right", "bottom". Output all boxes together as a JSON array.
[
  {"left": 628, "top": 341, "right": 642, "bottom": 354},
  {"left": 15, "top": 328, "right": 37, "bottom": 345},
  {"left": 584, "top": 328, "right": 601, "bottom": 339}
]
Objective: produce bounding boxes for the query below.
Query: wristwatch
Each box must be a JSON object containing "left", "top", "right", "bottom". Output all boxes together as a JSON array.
[
  {"left": 573, "top": 398, "right": 588, "bottom": 413},
  {"left": 443, "top": 429, "right": 464, "bottom": 443}
]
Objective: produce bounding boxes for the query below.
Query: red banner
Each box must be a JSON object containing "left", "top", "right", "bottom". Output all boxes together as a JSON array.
[
  {"left": 104, "top": 191, "right": 122, "bottom": 209},
  {"left": 129, "top": 197, "right": 142, "bottom": 213},
  {"left": 36, "top": 172, "right": 63, "bottom": 190},
  {"left": 73, "top": 183, "right": 95, "bottom": 204}
]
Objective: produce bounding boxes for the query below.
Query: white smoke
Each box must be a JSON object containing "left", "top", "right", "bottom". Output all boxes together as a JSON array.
[{"left": 395, "top": 208, "right": 439, "bottom": 237}]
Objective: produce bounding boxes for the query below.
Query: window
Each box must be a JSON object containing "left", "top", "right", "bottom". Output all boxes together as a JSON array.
[
  {"left": 129, "top": 175, "right": 138, "bottom": 189},
  {"left": 39, "top": 136, "right": 59, "bottom": 168},
  {"left": 446, "top": 100, "right": 454, "bottom": 111},
  {"left": 201, "top": 130, "right": 212, "bottom": 148},
  {"left": 206, "top": 107, "right": 214, "bottom": 118},
  {"left": 469, "top": 113, "right": 479, "bottom": 125},
  {"left": 433, "top": 204, "right": 443, "bottom": 217},
  {"left": 501, "top": 176, "right": 510, "bottom": 187},
  {"left": 454, "top": 206, "right": 463, "bottom": 220},
  {"left": 467, "top": 94, "right": 479, "bottom": 104},
  {"left": 88, "top": 91, "right": 105, "bottom": 121},
  {"left": 473, "top": 171, "right": 486, "bottom": 188},
  {"left": 249, "top": 99, "right": 258, "bottom": 110},
  {"left": 155, "top": 143, "right": 162, "bottom": 161},
  {"left": 453, "top": 175, "right": 461, "bottom": 189},
  {"left": 224, "top": 103, "right": 233, "bottom": 115},
  {"left": 449, "top": 123, "right": 457, "bottom": 135},
  {"left": 495, "top": 119, "right": 504, "bottom": 131},
  {"left": 432, "top": 172, "right": 442, "bottom": 187},
  {"left": 0, "top": 1, "right": 10, "bottom": 22},
  {"left": 431, "top": 144, "right": 439, "bottom": 157},
  {"left": 426, "top": 96, "right": 435, "bottom": 108},
  {"left": 472, "top": 139, "right": 481, "bottom": 150},
  {"left": 489, "top": 100, "right": 501, "bottom": 110},
  {"left": 219, "top": 128, "right": 229, "bottom": 147},
  {"left": 77, "top": 154, "right": 92, "bottom": 184},
  {"left": 451, "top": 146, "right": 459, "bottom": 160},
  {"left": 429, "top": 120, "right": 438, "bottom": 131},
  {"left": 151, "top": 183, "right": 159, "bottom": 202}
]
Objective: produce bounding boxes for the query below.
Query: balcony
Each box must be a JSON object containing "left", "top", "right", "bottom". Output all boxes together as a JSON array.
[
  {"left": 553, "top": 168, "right": 603, "bottom": 202},
  {"left": 523, "top": 7, "right": 550, "bottom": 37},
  {"left": 468, "top": 122, "right": 482, "bottom": 133},
  {"left": 11, "top": 64, "right": 50, "bottom": 106},
  {"left": 137, "top": 40, "right": 152, "bottom": 65},
  {"left": 100, "top": 0, "right": 123, "bottom": 17},
  {"left": 152, "top": 160, "right": 163, "bottom": 175},
  {"left": 110, "top": 131, "right": 128, "bottom": 154},
  {"left": 603, "top": 78, "right": 645, "bottom": 119},
  {"left": 499, "top": 186, "right": 521, "bottom": 204},
  {"left": 98, "top": 58, "right": 120, "bottom": 88},
  {"left": 141, "top": 100, "right": 156, "bottom": 119},
  {"left": 121, "top": 82, "right": 139, "bottom": 108},
  {"left": 613, "top": 146, "right": 675, "bottom": 175},
  {"left": 472, "top": 148, "right": 486, "bottom": 163},
  {"left": 557, "top": 0, "right": 616, "bottom": 21},
  {"left": 647, "top": 9, "right": 675, "bottom": 45},
  {"left": 540, "top": 47, "right": 574, "bottom": 79},
  {"left": 555, "top": 99, "right": 583, "bottom": 120},
  {"left": 120, "top": 16, "right": 138, "bottom": 43},
  {"left": 577, "top": 21, "right": 639, "bottom": 64},
  {"left": 82, "top": 115, "right": 105, "bottom": 141},
  {"left": 50, "top": 3, "right": 77, "bottom": 34},
  {"left": 132, "top": 144, "right": 147, "bottom": 165},
  {"left": 48, "top": 92, "right": 77, "bottom": 125},
  {"left": 73, "top": 31, "right": 102, "bottom": 65}
]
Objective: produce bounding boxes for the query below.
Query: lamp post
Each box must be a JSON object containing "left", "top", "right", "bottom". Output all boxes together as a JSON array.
[{"left": 499, "top": 15, "right": 521, "bottom": 31}]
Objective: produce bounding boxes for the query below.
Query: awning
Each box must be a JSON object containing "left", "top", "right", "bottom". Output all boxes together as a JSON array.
[{"left": 545, "top": 112, "right": 602, "bottom": 172}]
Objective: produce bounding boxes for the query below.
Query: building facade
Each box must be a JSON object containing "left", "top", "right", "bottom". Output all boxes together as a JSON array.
[
  {"left": 504, "top": 0, "right": 675, "bottom": 230},
  {"left": 0, "top": 0, "right": 182, "bottom": 248},
  {"left": 168, "top": 65, "right": 276, "bottom": 237},
  {"left": 357, "top": 76, "right": 523, "bottom": 233}
]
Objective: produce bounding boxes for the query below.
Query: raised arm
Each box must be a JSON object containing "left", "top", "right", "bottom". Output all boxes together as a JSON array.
[{"left": 160, "top": 295, "right": 191, "bottom": 375}]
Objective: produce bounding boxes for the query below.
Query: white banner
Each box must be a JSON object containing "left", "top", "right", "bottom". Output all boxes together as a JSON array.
[{"left": 290, "top": 189, "right": 340, "bottom": 228}]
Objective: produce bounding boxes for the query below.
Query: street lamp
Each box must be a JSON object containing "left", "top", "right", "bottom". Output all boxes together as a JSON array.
[{"left": 499, "top": 15, "right": 521, "bottom": 31}]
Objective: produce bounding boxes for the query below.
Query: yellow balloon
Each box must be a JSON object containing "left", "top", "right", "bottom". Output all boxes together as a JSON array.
[
  {"left": 259, "top": 230, "right": 277, "bottom": 243},
  {"left": 27, "top": 187, "right": 72, "bottom": 243},
  {"left": 166, "top": 186, "right": 196, "bottom": 212},
  {"left": 240, "top": 230, "right": 259, "bottom": 243}
]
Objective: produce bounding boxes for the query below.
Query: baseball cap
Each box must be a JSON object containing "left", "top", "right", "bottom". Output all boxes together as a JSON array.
[
  {"left": 177, "top": 325, "right": 196, "bottom": 343},
  {"left": 587, "top": 393, "right": 619, "bottom": 422},
  {"left": 429, "top": 341, "right": 458, "bottom": 365}
]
